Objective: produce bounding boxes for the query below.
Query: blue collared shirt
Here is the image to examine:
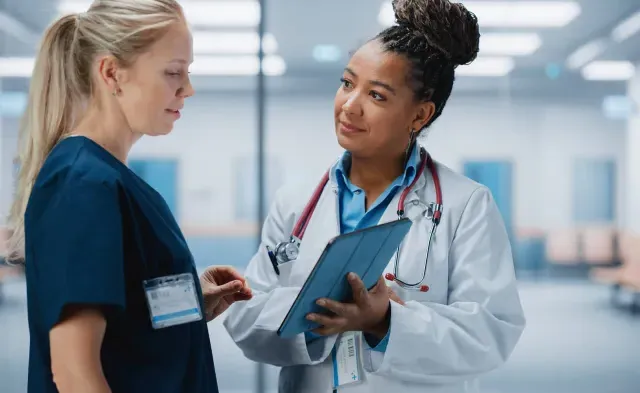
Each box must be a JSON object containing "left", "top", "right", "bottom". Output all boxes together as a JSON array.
[{"left": 305, "top": 145, "right": 421, "bottom": 352}]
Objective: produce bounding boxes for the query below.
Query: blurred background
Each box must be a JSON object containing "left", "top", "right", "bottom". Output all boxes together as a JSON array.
[{"left": 2, "top": 0, "right": 640, "bottom": 392}]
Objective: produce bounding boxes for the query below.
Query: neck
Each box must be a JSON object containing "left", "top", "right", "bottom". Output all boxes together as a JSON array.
[
  {"left": 348, "top": 151, "right": 406, "bottom": 195},
  {"left": 71, "top": 104, "right": 141, "bottom": 163}
]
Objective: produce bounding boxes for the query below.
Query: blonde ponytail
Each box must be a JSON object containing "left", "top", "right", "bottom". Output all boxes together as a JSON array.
[
  {"left": 6, "top": 0, "right": 184, "bottom": 262},
  {"left": 7, "top": 14, "right": 79, "bottom": 263}
]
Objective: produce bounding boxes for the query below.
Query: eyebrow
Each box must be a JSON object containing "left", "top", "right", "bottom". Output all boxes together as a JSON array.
[
  {"left": 344, "top": 67, "right": 396, "bottom": 95},
  {"left": 169, "top": 59, "right": 190, "bottom": 64}
]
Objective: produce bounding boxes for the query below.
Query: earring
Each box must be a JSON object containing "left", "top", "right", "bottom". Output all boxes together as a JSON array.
[{"left": 405, "top": 129, "right": 416, "bottom": 155}]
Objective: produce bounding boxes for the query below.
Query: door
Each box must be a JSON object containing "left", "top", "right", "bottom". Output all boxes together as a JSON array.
[
  {"left": 463, "top": 161, "right": 514, "bottom": 238},
  {"left": 129, "top": 159, "right": 179, "bottom": 217},
  {"left": 572, "top": 159, "right": 615, "bottom": 223}
]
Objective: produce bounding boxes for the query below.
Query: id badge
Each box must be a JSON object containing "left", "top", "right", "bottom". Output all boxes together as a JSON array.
[
  {"left": 332, "top": 332, "right": 362, "bottom": 389},
  {"left": 143, "top": 273, "right": 203, "bottom": 329}
]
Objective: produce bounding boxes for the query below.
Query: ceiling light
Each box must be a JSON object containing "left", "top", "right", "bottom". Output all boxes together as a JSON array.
[
  {"left": 190, "top": 55, "right": 286, "bottom": 76},
  {"left": 581, "top": 61, "right": 635, "bottom": 81},
  {"left": 0, "top": 57, "right": 35, "bottom": 77},
  {"left": 602, "top": 95, "right": 637, "bottom": 119},
  {"left": 456, "top": 57, "right": 515, "bottom": 77},
  {"left": 566, "top": 39, "right": 608, "bottom": 70},
  {"left": 611, "top": 11, "right": 640, "bottom": 43},
  {"left": 0, "top": 55, "right": 286, "bottom": 77},
  {"left": 312, "top": 45, "right": 342, "bottom": 62},
  {"left": 58, "top": 1, "right": 260, "bottom": 27},
  {"left": 379, "top": 1, "right": 581, "bottom": 28},
  {"left": 192, "top": 32, "right": 277, "bottom": 55},
  {"left": 480, "top": 33, "right": 541, "bottom": 56}
]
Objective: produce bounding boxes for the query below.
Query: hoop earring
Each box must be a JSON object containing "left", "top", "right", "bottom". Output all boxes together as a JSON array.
[
  {"left": 405, "top": 129, "right": 417, "bottom": 155},
  {"left": 403, "top": 129, "right": 417, "bottom": 167}
]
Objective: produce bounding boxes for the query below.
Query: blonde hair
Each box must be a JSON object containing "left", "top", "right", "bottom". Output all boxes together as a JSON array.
[{"left": 6, "top": 0, "right": 184, "bottom": 262}]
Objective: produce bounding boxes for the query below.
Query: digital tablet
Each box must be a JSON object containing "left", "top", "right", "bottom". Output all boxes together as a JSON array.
[{"left": 276, "top": 218, "right": 413, "bottom": 338}]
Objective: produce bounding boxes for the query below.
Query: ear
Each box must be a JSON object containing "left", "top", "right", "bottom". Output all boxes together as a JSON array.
[
  {"left": 96, "top": 55, "right": 129, "bottom": 94},
  {"left": 411, "top": 101, "right": 436, "bottom": 132}
]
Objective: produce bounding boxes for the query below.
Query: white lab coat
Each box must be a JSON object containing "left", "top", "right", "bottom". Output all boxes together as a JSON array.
[{"left": 223, "top": 151, "right": 526, "bottom": 393}]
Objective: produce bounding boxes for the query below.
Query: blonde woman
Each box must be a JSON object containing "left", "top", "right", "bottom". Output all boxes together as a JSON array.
[{"left": 6, "top": 1, "right": 251, "bottom": 392}]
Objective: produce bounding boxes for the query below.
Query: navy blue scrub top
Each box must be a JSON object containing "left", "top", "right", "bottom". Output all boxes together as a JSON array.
[{"left": 24, "top": 136, "right": 218, "bottom": 393}]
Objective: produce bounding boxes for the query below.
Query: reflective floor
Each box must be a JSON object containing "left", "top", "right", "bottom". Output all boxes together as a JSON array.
[{"left": 1, "top": 277, "right": 639, "bottom": 393}]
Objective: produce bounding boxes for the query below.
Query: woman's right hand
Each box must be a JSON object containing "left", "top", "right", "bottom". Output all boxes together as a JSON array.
[{"left": 199, "top": 266, "right": 253, "bottom": 321}]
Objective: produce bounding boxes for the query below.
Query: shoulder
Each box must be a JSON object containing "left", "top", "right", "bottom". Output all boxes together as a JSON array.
[
  {"left": 273, "top": 165, "right": 333, "bottom": 215},
  {"left": 427, "top": 158, "right": 498, "bottom": 229},
  {"left": 34, "top": 137, "right": 123, "bottom": 194},
  {"left": 27, "top": 138, "right": 125, "bottom": 223}
]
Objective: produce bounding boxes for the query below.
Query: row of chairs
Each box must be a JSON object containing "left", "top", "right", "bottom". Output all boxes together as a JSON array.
[
  {"left": 544, "top": 227, "right": 626, "bottom": 266},
  {"left": 543, "top": 227, "right": 640, "bottom": 313},
  {"left": 590, "top": 232, "right": 640, "bottom": 313}
]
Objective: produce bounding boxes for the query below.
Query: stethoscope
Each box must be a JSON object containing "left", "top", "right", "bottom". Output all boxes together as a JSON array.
[{"left": 266, "top": 147, "right": 443, "bottom": 292}]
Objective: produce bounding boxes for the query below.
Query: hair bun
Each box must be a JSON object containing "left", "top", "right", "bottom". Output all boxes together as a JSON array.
[{"left": 392, "top": 0, "right": 480, "bottom": 66}]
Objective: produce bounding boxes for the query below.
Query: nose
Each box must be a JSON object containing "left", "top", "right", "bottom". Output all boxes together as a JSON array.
[
  {"left": 341, "top": 92, "right": 363, "bottom": 116},
  {"left": 180, "top": 75, "right": 195, "bottom": 98}
]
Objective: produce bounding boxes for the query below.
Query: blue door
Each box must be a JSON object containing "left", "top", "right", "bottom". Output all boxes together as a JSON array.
[
  {"left": 129, "top": 159, "right": 179, "bottom": 217},
  {"left": 573, "top": 159, "right": 615, "bottom": 223},
  {"left": 463, "top": 161, "right": 514, "bottom": 238}
]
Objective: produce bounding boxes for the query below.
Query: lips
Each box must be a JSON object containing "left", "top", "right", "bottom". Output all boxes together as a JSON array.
[
  {"left": 339, "top": 121, "right": 365, "bottom": 132},
  {"left": 166, "top": 108, "right": 181, "bottom": 119}
]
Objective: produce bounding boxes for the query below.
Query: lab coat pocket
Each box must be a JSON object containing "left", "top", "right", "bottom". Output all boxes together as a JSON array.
[{"left": 276, "top": 261, "right": 296, "bottom": 287}]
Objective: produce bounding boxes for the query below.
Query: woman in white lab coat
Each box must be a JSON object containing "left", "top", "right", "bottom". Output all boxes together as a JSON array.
[{"left": 223, "top": 0, "right": 526, "bottom": 392}]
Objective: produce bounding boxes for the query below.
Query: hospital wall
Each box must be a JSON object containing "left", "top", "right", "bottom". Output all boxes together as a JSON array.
[
  {"left": 626, "top": 68, "right": 640, "bottom": 235},
  {"left": 0, "top": 91, "right": 627, "bottom": 259},
  {"left": 125, "top": 92, "right": 626, "bottom": 231}
]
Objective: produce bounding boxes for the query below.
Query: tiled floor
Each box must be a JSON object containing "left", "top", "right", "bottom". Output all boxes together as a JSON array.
[{"left": 1, "top": 277, "right": 639, "bottom": 393}]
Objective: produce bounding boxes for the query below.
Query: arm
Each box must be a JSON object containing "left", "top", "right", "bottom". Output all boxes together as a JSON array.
[
  {"left": 223, "top": 187, "right": 337, "bottom": 367},
  {"left": 31, "top": 181, "right": 126, "bottom": 390},
  {"left": 50, "top": 307, "right": 111, "bottom": 393},
  {"left": 361, "top": 187, "right": 526, "bottom": 384}
]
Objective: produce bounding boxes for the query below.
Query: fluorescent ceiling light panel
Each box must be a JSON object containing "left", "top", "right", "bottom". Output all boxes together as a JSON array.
[
  {"left": 192, "top": 32, "right": 277, "bottom": 55},
  {"left": 566, "top": 38, "right": 608, "bottom": 70},
  {"left": 480, "top": 33, "right": 541, "bottom": 56},
  {"left": 0, "top": 57, "right": 35, "bottom": 77},
  {"left": 379, "top": 1, "right": 581, "bottom": 28},
  {"left": 312, "top": 45, "right": 342, "bottom": 62},
  {"left": 0, "top": 55, "right": 286, "bottom": 77},
  {"left": 581, "top": 61, "right": 635, "bottom": 81},
  {"left": 190, "top": 55, "right": 286, "bottom": 76},
  {"left": 58, "top": 1, "right": 260, "bottom": 27},
  {"left": 456, "top": 56, "right": 515, "bottom": 77},
  {"left": 611, "top": 11, "right": 640, "bottom": 43},
  {"left": 602, "top": 95, "right": 637, "bottom": 119}
]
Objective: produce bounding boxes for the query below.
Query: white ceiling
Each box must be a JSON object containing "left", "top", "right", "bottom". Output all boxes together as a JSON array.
[{"left": 0, "top": 0, "right": 639, "bottom": 98}]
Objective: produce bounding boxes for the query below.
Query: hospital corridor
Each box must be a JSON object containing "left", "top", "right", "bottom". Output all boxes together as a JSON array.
[{"left": 2, "top": 0, "right": 640, "bottom": 392}]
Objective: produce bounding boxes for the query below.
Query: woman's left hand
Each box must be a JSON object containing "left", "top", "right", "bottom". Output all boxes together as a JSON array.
[{"left": 307, "top": 273, "right": 391, "bottom": 339}]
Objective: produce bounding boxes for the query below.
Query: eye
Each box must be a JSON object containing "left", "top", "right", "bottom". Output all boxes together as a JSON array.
[
  {"left": 340, "top": 77, "right": 353, "bottom": 89},
  {"left": 166, "top": 71, "right": 182, "bottom": 77},
  {"left": 370, "top": 91, "right": 386, "bottom": 101}
]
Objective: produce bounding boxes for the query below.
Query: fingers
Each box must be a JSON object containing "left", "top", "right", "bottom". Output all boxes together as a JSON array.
[
  {"left": 347, "top": 273, "right": 368, "bottom": 305},
  {"left": 306, "top": 313, "right": 348, "bottom": 336},
  {"left": 387, "top": 287, "right": 405, "bottom": 305},
  {"left": 208, "top": 280, "right": 244, "bottom": 297},
  {"left": 214, "top": 266, "right": 247, "bottom": 283},
  {"left": 316, "top": 298, "right": 349, "bottom": 316}
]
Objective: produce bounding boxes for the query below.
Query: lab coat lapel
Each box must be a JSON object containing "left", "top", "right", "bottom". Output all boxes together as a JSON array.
[
  {"left": 377, "top": 171, "right": 428, "bottom": 225},
  {"left": 289, "top": 183, "right": 340, "bottom": 284}
]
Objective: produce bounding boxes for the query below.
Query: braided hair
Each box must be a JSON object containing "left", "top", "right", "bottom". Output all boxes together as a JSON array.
[{"left": 375, "top": 0, "right": 480, "bottom": 131}]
